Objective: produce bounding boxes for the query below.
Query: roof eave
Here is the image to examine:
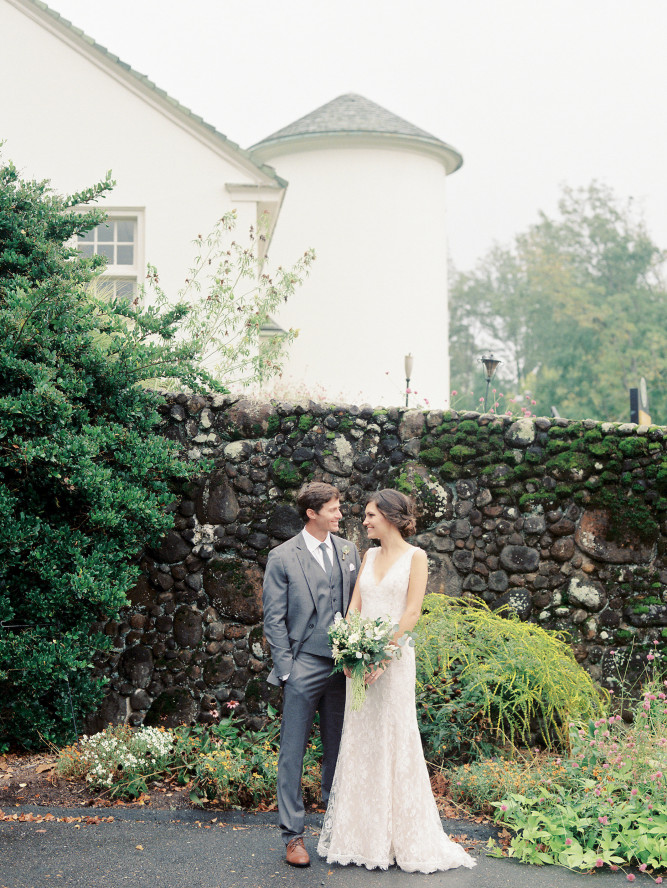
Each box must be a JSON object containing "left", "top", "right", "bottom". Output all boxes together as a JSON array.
[{"left": 250, "top": 131, "right": 463, "bottom": 175}]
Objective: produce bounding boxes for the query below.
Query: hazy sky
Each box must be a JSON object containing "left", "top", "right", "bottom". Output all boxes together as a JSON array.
[{"left": 44, "top": 0, "right": 667, "bottom": 271}]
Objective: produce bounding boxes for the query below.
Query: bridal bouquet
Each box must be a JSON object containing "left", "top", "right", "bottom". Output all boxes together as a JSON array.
[{"left": 328, "top": 611, "right": 403, "bottom": 711}]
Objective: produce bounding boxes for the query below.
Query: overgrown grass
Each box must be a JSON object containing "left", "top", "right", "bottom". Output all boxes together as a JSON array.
[{"left": 414, "top": 595, "right": 606, "bottom": 763}]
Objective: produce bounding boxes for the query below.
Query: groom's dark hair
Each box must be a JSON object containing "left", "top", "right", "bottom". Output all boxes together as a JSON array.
[{"left": 296, "top": 482, "right": 340, "bottom": 521}]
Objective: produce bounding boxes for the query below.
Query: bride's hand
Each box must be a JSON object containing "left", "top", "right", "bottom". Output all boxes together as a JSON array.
[
  {"left": 343, "top": 666, "right": 352, "bottom": 679},
  {"left": 366, "top": 661, "right": 388, "bottom": 685}
]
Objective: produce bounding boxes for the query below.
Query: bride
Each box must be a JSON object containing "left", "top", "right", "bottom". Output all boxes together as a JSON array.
[{"left": 317, "top": 489, "right": 476, "bottom": 873}]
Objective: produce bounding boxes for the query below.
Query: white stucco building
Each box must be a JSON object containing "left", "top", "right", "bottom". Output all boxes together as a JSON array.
[
  {"left": 0, "top": 0, "right": 285, "bottom": 308},
  {"left": 250, "top": 95, "right": 462, "bottom": 406},
  {"left": 1, "top": 0, "right": 463, "bottom": 408}
]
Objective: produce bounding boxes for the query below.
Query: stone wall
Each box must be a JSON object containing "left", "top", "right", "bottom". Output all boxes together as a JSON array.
[{"left": 87, "top": 395, "right": 667, "bottom": 731}]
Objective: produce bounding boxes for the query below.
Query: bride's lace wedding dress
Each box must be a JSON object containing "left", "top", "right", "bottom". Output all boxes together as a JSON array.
[{"left": 317, "top": 546, "right": 476, "bottom": 873}]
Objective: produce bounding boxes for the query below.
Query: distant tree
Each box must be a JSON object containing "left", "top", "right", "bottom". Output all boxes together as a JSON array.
[
  {"left": 0, "top": 159, "right": 222, "bottom": 747},
  {"left": 449, "top": 183, "right": 667, "bottom": 421}
]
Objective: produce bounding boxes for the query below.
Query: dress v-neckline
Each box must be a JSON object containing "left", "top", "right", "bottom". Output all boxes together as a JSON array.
[{"left": 371, "top": 547, "right": 413, "bottom": 586}]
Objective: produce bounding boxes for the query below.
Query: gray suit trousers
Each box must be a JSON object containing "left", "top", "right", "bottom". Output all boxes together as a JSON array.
[{"left": 278, "top": 652, "right": 345, "bottom": 844}]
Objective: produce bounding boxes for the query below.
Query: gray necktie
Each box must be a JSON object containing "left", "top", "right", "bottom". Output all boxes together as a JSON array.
[{"left": 320, "top": 542, "right": 333, "bottom": 577}]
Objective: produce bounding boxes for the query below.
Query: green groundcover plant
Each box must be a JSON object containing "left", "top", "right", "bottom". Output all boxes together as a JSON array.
[
  {"left": 487, "top": 677, "right": 667, "bottom": 876},
  {"left": 0, "top": 158, "right": 223, "bottom": 747},
  {"left": 413, "top": 595, "right": 605, "bottom": 763},
  {"left": 56, "top": 707, "right": 322, "bottom": 807}
]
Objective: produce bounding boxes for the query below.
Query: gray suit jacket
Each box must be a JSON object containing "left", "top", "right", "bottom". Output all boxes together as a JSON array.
[{"left": 262, "top": 532, "right": 361, "bottom": 686}]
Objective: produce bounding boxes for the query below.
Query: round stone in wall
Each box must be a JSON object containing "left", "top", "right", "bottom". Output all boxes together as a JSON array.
[
  {"left": 148, "top": 530, "right": 193, "bottom": 564},
  {"left": 203, "top": 559, "right": 264, "bottom": 623},
  {"left": 119, "top": 645, "right": 154, "bottom": 689},
  {"left": 499, "top": 545, "right": 540, "bottom": 573},
  {"left": 491, "top": 588, "right": 532, "bottom": 620},
  {"left": 267, "top": 505, "right": 303, "bottom": 541},
  {"left": 144, "top": 688, "right": 198, "bottom": 728},
  {"left": 173, "top": 607, "right": 203, "bottom": 647}
]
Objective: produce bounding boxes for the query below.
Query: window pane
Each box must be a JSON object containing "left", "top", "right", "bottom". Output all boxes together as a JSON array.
[
  {"left": 97, "top": 222, "right": 114, "bottom": 242},
  {"left": 116, "top": 245, "right": 134, "bottom": 265},
  {"left": 98, "top": 244, "right": 115, "bottom": 262},
  {"left": 78, "top": 229, "right": 94, "bottom": 243},
  {"left": 78, "top": 243, "right": 94, "bottom": 257},
  {"left": 116, "top": 220, "right": 135, "bottom": 242},
  {"left": 115, "top": 281, "right": 136, "bottom": 303}
]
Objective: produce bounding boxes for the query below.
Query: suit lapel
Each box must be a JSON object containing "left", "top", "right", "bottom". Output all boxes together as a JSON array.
[
  {"left": 331, "top": 535, "right": 351, "bottom": 611},
  {"left": 294, "top": 534, "right": 321, "bottom": 612}
]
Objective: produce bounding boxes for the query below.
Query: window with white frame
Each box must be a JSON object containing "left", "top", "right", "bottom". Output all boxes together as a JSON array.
[{"left": 76, "top": 213, "right": 142, "bottom": 304}]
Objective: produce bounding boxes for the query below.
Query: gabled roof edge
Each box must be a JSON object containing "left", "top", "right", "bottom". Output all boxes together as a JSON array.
[{"left": 11, "top": 0, "right": 285, "bottom": 188}]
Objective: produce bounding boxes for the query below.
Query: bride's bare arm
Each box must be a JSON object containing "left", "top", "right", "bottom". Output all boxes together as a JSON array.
[{"left": 394, "top": 548, "right": 428, "bottom": 639}]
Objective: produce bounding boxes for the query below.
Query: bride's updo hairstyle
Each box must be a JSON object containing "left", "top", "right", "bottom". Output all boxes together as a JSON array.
[{"left": 367, "top": 489, "right": 416, "bottom": 539}]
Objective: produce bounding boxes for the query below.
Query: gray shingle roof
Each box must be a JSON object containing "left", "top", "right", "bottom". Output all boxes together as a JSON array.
[
  {"left": 22, "top": 0, "right": 284, "bottom": 186},
  {"left": 251, "top": 94, "right": 462, "bottom": 171}
]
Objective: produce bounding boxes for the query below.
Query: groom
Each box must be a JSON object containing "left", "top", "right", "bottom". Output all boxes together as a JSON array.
[{"left": 262, "top": 481, "right": 361, "bottom": 867}]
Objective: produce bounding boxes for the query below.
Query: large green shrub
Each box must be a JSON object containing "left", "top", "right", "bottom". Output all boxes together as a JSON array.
[
  {"left": 0, "top": 159, "right": 221, "bottom": 747},
  {"left": 414, "top": 595, "right": 605, "bottom": 763}
]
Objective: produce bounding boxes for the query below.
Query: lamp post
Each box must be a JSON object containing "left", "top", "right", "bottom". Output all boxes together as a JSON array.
[
  {"left": 480, "top": 354, "right": 501, "bottom": 413},
  {"left": 404, "top": 353, "right": 414, "bottom": 408}
]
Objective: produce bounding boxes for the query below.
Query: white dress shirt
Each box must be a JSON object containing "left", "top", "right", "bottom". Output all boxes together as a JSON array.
[{"left": 302, "top": 528, "right": 333, "bottom": 573}]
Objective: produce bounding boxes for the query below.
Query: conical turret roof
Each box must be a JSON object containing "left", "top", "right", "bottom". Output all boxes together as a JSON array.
[{"left": 251, "top": 94, "right": 462, "bottom": 173}]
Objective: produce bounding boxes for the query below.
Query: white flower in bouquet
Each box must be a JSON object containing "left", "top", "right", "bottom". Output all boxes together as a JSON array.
[{"left": 328, "top": 611, "right": 406, "bottom": 711}]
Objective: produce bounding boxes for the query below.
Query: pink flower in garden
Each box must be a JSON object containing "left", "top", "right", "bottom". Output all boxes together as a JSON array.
[
  {"left": 226, "top": 700, "right": 240, "bottom": 710},
  {"left": 500, "top": 804, "right": 508, "bottom": 811},
  {"left": 656, "top": 878, "right": 663, "bottom": 884},
  {"left": 639, "top": 864, "right": 647, "bottom": 872},
  {"left": 424, "top": 398, "right": 430, "bottom": 406},
  {"left": 531, "top": 399, "right": 537, "bottom": 405},
  {"left": 594, "top": 788, "right": 601, "bottom": 796},
  {"left": 565, "top": 838, "right": 572, "bottom": 846},
  {"left": 596, "top": 859, "right": 604, "bottom": 868},
  {"left": 627, "top": 875, "right": 636, "bottom": 882},
  {"left": 598, "top": 815, "right": 608, "bottom": 825},
  {"left": 648, "top": 653, "right": 655, "bottom": 661},
  {"left": 451, "top": 390, "right": 458, "bottom": 396},
  {"left": 631, "top": 788, "right": 638, "bottom": 796},
  {"left": 610, "top": 865, "right": 619, "bottom": 872}
]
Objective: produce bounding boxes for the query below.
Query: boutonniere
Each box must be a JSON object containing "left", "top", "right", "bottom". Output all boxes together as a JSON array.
[{"left": 341, "top": 545, "right": 350, "bottom": 562}]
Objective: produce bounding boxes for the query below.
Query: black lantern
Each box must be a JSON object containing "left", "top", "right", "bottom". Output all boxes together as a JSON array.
[
  {"left": 404, "top": 354, "right": 414, "bottom": 408},
  {"left": 480, "top": 354, "right": 501, "bottom": 412}
]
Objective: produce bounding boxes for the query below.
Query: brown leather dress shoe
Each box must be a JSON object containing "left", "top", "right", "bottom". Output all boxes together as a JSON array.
[{"left": 285, "top": 836, "right": 310, "bottom": 867}]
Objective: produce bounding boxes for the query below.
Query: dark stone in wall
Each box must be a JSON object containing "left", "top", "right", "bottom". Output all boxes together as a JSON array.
[
  {"left": 119, "top": 646, "right": 154, "bottom": 688},
  {"left": 197, "top": 473, "right": 240, "bottom": 525},
  {"left": 500, "top": 545, "right": 540, "bottom": 573},
  {"left": 492, "top": 588, "right": 532, "bottom": 620},
  {"left": 267, "top": 505, "right": 303, "bottom": 540},
  {"left": 149, "top": 530, "right": 193, "bottom": 564},
  {"left": 203, "top": 560, "right": 264, "bottom": 624},
  {"left": 145, "top": 688, "right": 198, "bottom": 728},
  {"left": 173, "top": 607, "right": 203, "bottom": 647}
]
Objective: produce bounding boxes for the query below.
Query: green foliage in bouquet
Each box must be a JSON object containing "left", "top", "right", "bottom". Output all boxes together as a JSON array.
[
  {"left": 329, "top": 611, "right": 404, "bottom": 711},
  {"left": 0, "top": 157, "right": 222, "bottom": 747},
  {"left": 413, "top": 595, "right": 605, "bottom": 763}
]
